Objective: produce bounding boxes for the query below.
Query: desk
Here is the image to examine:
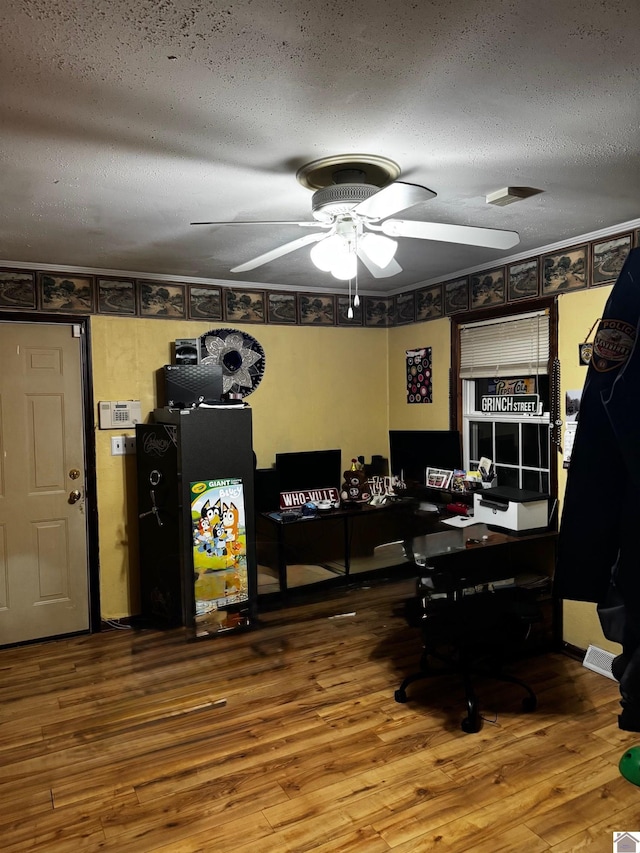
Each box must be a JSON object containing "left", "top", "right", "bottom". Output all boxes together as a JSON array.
[
  {"left": 409, "top": 522, "right": 556, "bottom": 562},
  {"left": 259, "top": 511, "right": 559, "bottom": 643},
  {"left": 259, "top": 499, "right": 436, "bottom": 595},
  {"left": 408, "top": 522, "right": 560, "bottom": 648}
]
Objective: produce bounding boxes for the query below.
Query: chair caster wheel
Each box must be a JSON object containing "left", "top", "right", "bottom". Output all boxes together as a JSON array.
[
  {"left": 394, "top": 689, "right": 408, "bottom": 703},
  {"left": 522, "top": 696, "right": 537, "bottom": 712},
  {"left": 461, "top": 714, "right": 482, "bottom": 733}
]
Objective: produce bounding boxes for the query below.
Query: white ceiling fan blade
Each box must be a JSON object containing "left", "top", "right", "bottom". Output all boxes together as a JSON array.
[
  {"left": 230, "top": 231, "right": 327, "bottom": 273},
  {"left": 381, "top": 219, "right": 520, "bottom": 250},
  {"left": 356, "top": 245, "right": 403, "bottom": 278},
  {"left": 191, "top": 220, "right": 326, "bottom": 227},
  {"left": 353, "top": 182, "right": 437, "bottom": 221}
]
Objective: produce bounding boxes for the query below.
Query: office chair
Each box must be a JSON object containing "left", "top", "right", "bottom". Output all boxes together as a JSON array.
[{"left": 395, "top": 572, "right": 541, "bottom": 733}]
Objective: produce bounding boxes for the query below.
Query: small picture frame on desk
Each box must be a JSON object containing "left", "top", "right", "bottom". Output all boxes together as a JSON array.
[
  {"left": 450, "top": 470, "right": 469, "bottom": 493},
  {"left": 426, "top": 467, "right": 453, "bottom": 489}
]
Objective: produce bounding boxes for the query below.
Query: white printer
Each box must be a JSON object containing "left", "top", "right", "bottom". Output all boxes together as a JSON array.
[{"left": 472, "top": 486, "right": 549, "bottom": 534}]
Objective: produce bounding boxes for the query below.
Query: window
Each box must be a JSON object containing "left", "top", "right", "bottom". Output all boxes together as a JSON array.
[
  {"left": 464, "top": 379, "right": 550, "bottom": 492},
  {"left": 459, "top": 310, "right": 552, "bottom": 495}
]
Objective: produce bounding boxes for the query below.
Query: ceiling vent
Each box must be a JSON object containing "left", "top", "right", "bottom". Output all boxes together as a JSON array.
[{"left": 486, "top": 187, "right": 543, "bottom": 206}]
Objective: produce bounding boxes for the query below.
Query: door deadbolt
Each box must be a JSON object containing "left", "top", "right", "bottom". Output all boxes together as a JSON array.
[{"left": 69, "top": 469, "right": 81, "bottom": 480}]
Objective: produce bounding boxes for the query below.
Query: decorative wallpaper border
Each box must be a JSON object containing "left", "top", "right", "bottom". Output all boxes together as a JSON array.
[{"left": 1, "top": 229, "right": 637, "bottom": 327}]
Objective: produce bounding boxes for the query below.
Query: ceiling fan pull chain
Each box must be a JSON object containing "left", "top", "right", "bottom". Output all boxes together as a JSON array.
[
  {"left": 353, "top": 227, "right": 360, "bottom": 308},
  {"left": 348, "top": 275, "right": 354, "bottom": 318}
]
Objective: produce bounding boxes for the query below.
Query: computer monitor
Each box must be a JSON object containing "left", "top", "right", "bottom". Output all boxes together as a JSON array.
[
  {"left": 275, "top": 449, "right": 342, "bottom": 492},
  {"left": 389, "top": 430, "right": 462, "bottom": 485}
]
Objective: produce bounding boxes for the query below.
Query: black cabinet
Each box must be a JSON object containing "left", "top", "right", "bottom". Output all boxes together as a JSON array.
[{"left": 136, "top": 407, "right": 257, "bottom": 637}]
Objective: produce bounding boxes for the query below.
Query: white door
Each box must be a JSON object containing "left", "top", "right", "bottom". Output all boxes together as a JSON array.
[{"left": 0, "top": 321, "right": 90, "bottom": 645}]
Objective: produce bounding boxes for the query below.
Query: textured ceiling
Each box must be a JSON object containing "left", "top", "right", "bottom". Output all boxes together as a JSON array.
[{"left": 1, "top": 0, "right": 639, "bottom": 295}]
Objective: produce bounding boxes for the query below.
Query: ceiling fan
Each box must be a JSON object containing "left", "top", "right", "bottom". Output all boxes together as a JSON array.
[{"left": 191, "top": 154, "right": 520, "bottom": 281}]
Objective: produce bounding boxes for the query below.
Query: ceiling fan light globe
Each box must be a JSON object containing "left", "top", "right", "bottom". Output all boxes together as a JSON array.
[
  {"left": 331, "top": 252, "right": 357, "bottom": 280},
  {"left": 360, "top": 232, "right": 397, "bottom": 268},
  {"left": 310, "top": 234, "right": 345, "bottom": 271}
]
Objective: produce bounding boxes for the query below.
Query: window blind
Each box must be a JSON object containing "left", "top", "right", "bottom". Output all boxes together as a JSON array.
[{"left": 459, "top": 310, "right": 550, "bottom": 378}]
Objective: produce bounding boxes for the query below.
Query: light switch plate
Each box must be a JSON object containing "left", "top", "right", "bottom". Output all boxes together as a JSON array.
[
  {"left": 111, "top": 436, "right": 136, "bottom": 456},
  {"left": 111, "top": 436, "right": 125, "bottom": 456}
]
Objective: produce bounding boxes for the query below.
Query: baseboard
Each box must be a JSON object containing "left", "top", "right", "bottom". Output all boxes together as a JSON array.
[
  {"left": 100, "top": 616, "right": 137, "bottom": 631},
  {"left": 562, "top": 642, "right": 586, "bottom": 661}
]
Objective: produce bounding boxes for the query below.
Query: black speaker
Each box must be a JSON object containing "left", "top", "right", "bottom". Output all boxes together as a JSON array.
[{"left": 174, "top": 338, "right": 199, "bottom": 365}]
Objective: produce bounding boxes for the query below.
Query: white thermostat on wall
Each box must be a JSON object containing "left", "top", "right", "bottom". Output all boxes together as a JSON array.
[{"left": 98, "top": 400, "right": 142, "bottom": 429}]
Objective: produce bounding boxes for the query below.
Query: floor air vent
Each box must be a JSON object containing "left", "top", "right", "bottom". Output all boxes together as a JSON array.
[{"left": 583, "top": 644, "right": 616, "bottom": 680}]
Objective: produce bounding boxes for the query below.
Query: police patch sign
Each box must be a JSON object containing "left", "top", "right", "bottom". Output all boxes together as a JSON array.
[{"left": 592, "top": 319, "right": 636, "bottom": 372}]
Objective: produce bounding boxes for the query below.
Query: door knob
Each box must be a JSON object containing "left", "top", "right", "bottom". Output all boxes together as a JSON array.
[{"left": 68, "top": 489, "right": 82, "bottom": 504}]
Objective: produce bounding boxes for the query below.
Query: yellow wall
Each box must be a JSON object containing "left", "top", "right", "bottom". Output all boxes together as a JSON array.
[
  {"left": 387, "top": 318, "right": 452, "bottom": 430},
  {"left": 90, "top": 316, "right": 390, "bottom": 616},
  {"left": 556, "top": 285, "right": 620, "bottom": 653},
  {"left": 91, "top": 288, "right": 623, "bottom": 654}
]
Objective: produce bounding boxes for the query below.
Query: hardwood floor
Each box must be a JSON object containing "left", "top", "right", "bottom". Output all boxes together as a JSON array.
[{"left": 0, "top": 577, "right": 634, "bottom": 852}]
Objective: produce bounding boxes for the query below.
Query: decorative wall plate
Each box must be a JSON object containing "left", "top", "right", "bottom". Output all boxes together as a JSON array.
[{"left": 199, "top": 327, "right": 265, "bottom": 397}]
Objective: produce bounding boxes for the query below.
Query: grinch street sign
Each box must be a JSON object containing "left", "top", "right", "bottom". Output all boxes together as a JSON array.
[{"left": 481, "top": 394, "right": 542, "bottom": 414}]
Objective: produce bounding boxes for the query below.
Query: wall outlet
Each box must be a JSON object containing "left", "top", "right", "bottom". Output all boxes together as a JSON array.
[{"left": 111, "top": 436, "right": 136, "bottom": 456}]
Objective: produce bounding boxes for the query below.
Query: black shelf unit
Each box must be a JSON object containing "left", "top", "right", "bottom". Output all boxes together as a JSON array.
[{"left": 136, "top": 406, "right": 257, "bottom": 637}]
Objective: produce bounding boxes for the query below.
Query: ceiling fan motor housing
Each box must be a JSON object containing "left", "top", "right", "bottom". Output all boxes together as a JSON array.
[{"left": 311, "top": 184, "right": 379, "bottom": 221}]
